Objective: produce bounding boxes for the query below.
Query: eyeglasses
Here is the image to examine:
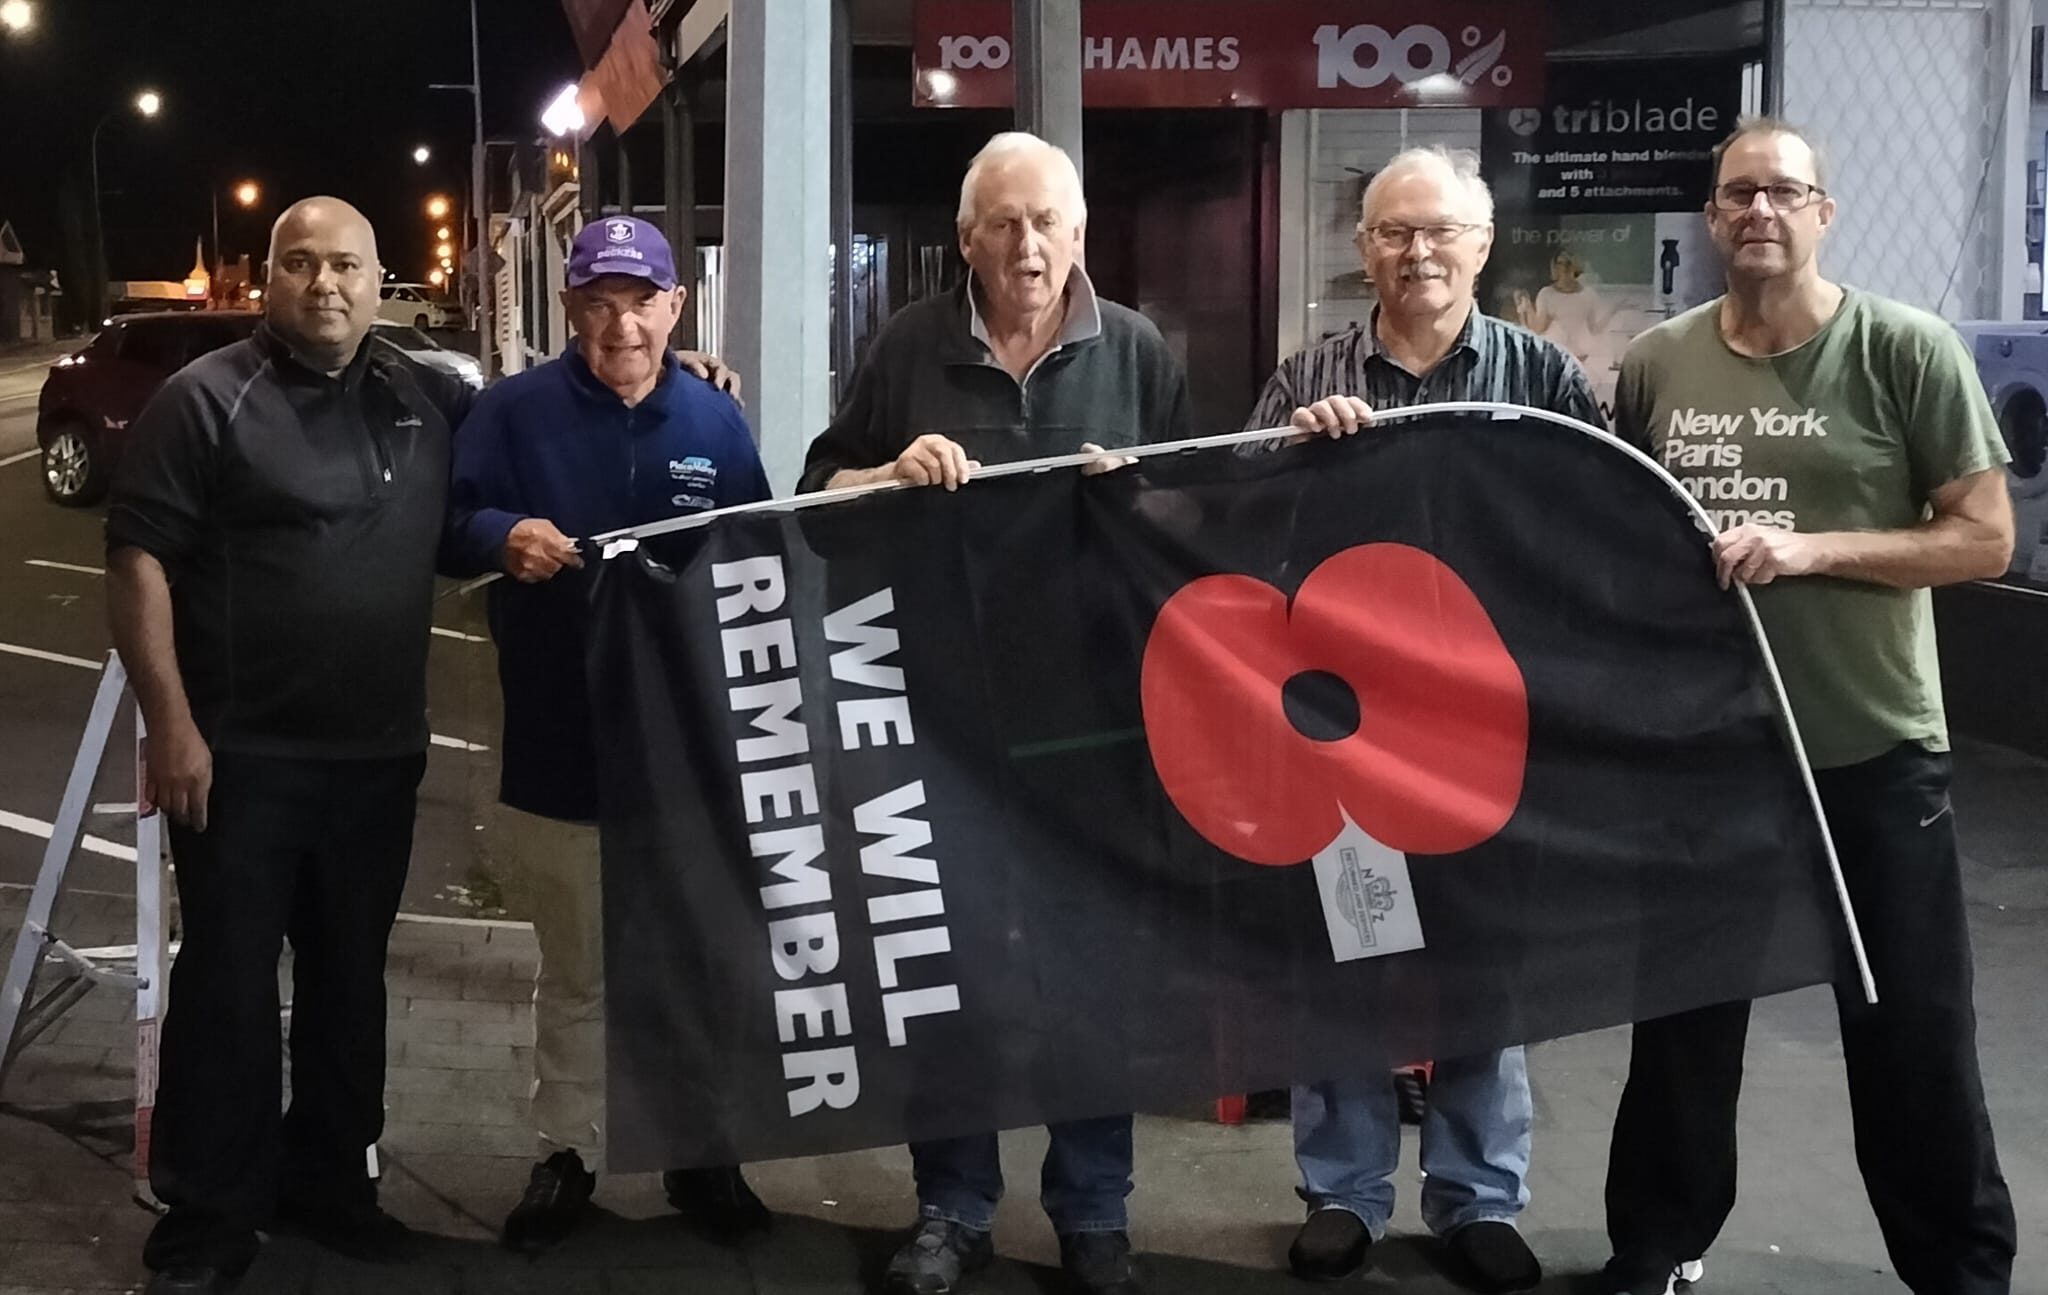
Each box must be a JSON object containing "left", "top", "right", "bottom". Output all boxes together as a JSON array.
[
  {"left": 1361, "top": 222, "right": 1484, "bottom": 252},
  {"left": 1711, "top": 180, "right": 1826, "bottom": 213}
]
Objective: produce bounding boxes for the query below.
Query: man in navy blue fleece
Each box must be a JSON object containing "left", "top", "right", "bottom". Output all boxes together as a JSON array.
[{"left": 444, "top": 215, "right": 771, "bottom": 1254}]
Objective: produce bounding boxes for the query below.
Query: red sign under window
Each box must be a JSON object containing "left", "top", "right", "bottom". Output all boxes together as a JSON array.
[{"left": 913, "top": 1, "right": 1545, "bottom": 110}]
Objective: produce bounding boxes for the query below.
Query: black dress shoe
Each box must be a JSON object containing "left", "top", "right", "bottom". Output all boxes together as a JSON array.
[
  {"left": 883, "top": 1218, "right": 995, "bottom": 1295},
  {"left": 144, "top": 1266, "right": 237, "bottom": 1294},
  {"left": 501, "top": 1149, "right": 598, "bottom": 1253},
  {"left": 1060, "top": 1230, "right": 1141, "bottom": 1294},
  {"left": 1446, "top": 1220, "right": 1542, "bottom": 1293},
  {"left": 273, "top": 1193, "right": 418, "bottom": 1263},
  {"left": 1289, "top": 1208, "right": 1373, "bottom": 1282},
  {"left": 661, "top": 1164, "right": 771, "bottom": 1240}
]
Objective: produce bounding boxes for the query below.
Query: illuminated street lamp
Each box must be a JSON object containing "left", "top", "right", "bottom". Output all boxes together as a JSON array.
[
  {"left": 436, "top": 242, "right": 454, "bottom": 260},
  {"left": 540, "top": 83, "right": 584, "bottom": 137},
  {"left": 435, "top": 226, "right": 452, "bottom": 241},
  {"left": 211, "top": 179, "right": 262, "bottom": 291},
  {"left": 0, "top": 1, "right": 35, "bottom": 36},
  {"left": 412, "top": 144, "right": 432, "bottom": 165},
  {"left": 428, "top": 268, "right": 447, "bottom": 287},
  {"left": 90, "top": 88, "right": 165, "bottom": 320},
  {"left": 425, "top": 194, "right": 452, "bottom": 220}
]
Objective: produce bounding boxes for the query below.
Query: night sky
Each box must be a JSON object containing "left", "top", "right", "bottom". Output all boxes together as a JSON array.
[{"left": 0, "top": 0, "right": 582, "bottom": 290}]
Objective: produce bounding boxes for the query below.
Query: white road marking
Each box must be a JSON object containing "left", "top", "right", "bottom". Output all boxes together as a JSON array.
[
  {"left": 0, "top": 808, "right": 139, "bottom": 862},
  {"left": 0, "top": 641, "right": 103, "bottom": 670},
  {"left": 0, "top": 448, "right": 41, "bottom": 468},
  {"left": 392, "top": 910, "right": 532, "bottom": 930},
  {"left": 23, "top": 565, "right": 485, "bottom": 645},
  {"left": 0, "top": 638, "right": 491, "bottom": 755},
  {"left": 0, "top": 639, "right": 489, "bottom": 750},
  {"left": 0, "top": 879, "right": 536, "bottom": 931},
  {"left": 25, "top": 559, "right": 106, "bottom": 576}
]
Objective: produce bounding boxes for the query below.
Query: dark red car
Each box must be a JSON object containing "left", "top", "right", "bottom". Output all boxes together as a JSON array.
[{"left": 36, "top": 310, "right": 261, "bottom": 506}]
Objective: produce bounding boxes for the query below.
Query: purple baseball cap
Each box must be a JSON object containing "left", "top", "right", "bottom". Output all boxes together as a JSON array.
[{"left": 567, "top": 215, "right": 678, "bottom": 291}]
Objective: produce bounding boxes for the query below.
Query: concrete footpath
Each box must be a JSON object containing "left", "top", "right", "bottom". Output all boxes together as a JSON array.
[{"left": 2, "top": 739, "right": 2043, "bottom": 1295}]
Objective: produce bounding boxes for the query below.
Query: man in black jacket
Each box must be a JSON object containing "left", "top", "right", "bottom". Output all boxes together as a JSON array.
[
  {"left": 803, "top": 132, "right": 1189, "bottom": 1295},
  {"left": 107, "top": 197, "right": 475, "bottom": 1295}
]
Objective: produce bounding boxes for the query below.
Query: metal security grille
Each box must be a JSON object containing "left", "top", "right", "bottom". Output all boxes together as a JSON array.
[{"left": 1781, "top": 0, "right": 2025, "bottom": 320}]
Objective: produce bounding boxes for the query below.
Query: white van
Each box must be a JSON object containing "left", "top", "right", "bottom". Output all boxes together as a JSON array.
[{"left": 377, "top": 282, "right": 461, "bottom": 331}]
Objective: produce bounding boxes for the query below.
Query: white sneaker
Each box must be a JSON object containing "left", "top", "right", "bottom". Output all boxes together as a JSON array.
[{"left": 1669, "top": 1259, "right": 1705, "bottom": 1292}]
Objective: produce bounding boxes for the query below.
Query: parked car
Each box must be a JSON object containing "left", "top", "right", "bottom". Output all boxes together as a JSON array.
[
  {"left": 36, "top": 311, "right": 260, "bottom": 506},
  {"left": 371, "top": 320, "right": 484, "bottom": 388},
  {"left": 378, "top": 282, "right": 462, "bottom": 331}
]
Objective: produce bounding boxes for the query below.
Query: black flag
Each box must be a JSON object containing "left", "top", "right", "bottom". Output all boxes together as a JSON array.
[{"left": 587, "top": 411, "right": 1843, "bottom": 1171}]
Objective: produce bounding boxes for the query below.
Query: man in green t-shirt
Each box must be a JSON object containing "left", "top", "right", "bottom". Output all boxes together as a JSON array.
[{"left": 1596, "top": 120, "right": 2017, "bottom": 1295}]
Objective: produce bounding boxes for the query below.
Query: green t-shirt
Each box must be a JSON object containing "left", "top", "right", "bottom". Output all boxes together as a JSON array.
[{"left": 1615, "top": 288, "right": 2009, "bottom": 769}]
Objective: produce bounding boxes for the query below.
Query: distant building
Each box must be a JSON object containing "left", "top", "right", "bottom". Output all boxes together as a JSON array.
[{"left": 0, "top": 220, "right": 62, "bottom": 343}]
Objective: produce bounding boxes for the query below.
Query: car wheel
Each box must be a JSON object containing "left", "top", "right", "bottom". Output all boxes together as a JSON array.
[
  {"left": 415, "top": 313, "right": 430, "bottom": 331},
  {"left": 41, "top": 423, "right": 106, "bottom": 506}
]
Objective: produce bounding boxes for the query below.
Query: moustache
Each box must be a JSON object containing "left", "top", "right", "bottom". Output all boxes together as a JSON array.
[{"left": 1399, "top": 263, "right": 1450, "bottom": 281}]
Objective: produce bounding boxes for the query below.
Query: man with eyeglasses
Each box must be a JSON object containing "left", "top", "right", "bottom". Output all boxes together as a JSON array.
[
  {"left": 1596, "top": 119, "right": 2016, "bottom": 1295},
  {"left": 443, "top": 215, "right": 774, "bottom": 1254},
  {"left": 1244, "top": 145, "right": 1600, "bottom": 1294}
]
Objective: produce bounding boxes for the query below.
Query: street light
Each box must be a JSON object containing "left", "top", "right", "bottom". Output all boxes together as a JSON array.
[
  {"left": 211, "top": 179, "right": 262, "bottom": 295},
  {"left": 0, "top": 1, "right": 35, "bottom": 35},
  {"left": 428, "top": 268, "right": 446, "bottom": 287},
  {"left": 425, "top": 194, "right": 451, "bottom": 220},
  {"left": 412, "top": 144, "right": 432, "bottom": 165},
  {"left": 427, "top": 0, "right": 491, "bottom": 373},
  {"left": 435, "top": 225, "right": 452, "bottom": 240},
  {"left": 540, "top": 84, "right": 585, "bottom": 137},
  {"left": 90, "top": 88, "right": 165, "bottom": 322}
]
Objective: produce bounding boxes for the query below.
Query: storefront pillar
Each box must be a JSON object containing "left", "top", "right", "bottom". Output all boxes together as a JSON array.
[
  {"left": 1012, "top": 0, "right": 1084, "bottom": 174},
  {"left": 726, "top": 0, "right": 834, "bottom": 492}
]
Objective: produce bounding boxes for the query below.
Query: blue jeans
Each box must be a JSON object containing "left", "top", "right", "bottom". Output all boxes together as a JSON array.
[
  {"left": 911, "top": 1115, "right": 1134, "bottom": 1235},
  {"left": 1293, "top": 1047, "right": 1531, "bottom": 1238}
]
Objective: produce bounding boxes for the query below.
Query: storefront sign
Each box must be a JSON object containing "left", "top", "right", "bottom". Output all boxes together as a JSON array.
[
  {"left": 1483, "top": 58, "right": 1746, "bottom": 215},
  {"left": 912, "top": 1, "right": 1544, "bottom": 110}
]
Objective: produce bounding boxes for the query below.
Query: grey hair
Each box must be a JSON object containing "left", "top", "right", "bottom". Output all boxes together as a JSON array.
[
  {"left": 1357, "top": 146, "right": 1494, "bottom": 232},
  {"left": 956, "top": 131, "right": 1088, "bottom": 232}
]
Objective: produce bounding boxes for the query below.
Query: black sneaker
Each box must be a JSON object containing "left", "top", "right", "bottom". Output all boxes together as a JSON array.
[
  {"left": 1289, "top": 1207, "right": 1372, "bottom": 1282},
  {"left": 273, "top": 1194, "right": 417, "bottom": 1263},
  {"left": 1059, "top": 1230, "right": 1140, "bottom": 1294},
  {"left": 501, "top": 1149, "right": 597, "bottom": 1254},
  {"left": 1446, "top": 1221, "right": 1541, "bottom": 1293},
  {"left": 883, "top": 1218, "right": 995, "bottom": 1295},
  {"left": 661, "top": 1164, "right": 771, "bottom": 1240},
  {"left": 144, "top": 1267, "right": 238, "bottom": 1295}
]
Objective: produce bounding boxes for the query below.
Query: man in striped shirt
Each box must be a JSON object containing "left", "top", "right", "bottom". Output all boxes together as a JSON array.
[{"left": 1244, "top": 146, "right": 1600, "bottom": 1295}]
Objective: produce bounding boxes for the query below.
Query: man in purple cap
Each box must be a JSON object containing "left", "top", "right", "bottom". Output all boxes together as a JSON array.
[{"left": 444, "top": 214, "right": 773, "bottom": 1253}]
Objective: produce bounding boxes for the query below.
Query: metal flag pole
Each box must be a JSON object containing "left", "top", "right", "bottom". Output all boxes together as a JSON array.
[{"left": 457, "top": 402, "right": 1877, "bottom": 1002}]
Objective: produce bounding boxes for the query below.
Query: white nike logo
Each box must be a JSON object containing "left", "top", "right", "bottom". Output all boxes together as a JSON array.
[{"left": 1919, "top": 802, "right": 1952, "bottom": 828}]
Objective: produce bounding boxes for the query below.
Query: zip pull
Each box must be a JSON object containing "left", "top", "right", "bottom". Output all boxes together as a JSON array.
[{"left": 382, "top": 468, "right": 393, "bottom": 483}]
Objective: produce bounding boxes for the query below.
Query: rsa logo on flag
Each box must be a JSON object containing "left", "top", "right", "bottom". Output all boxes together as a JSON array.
[
  {"left": 1140, "top": 543, "right": 1528, "bottom": 869},
  {"left": 912, "top": 1, "right": 1543, "bottom": 110}
]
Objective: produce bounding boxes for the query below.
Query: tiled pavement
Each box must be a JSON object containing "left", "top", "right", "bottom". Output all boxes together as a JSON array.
[{"left": 3, "top": 738, "right": 2044, "bottom": 1295}]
